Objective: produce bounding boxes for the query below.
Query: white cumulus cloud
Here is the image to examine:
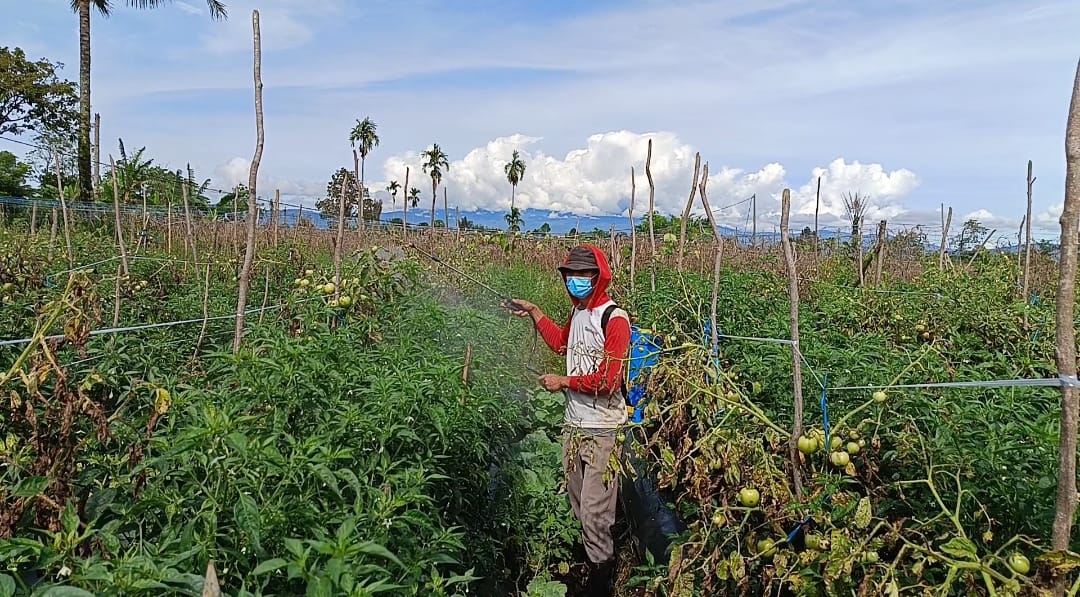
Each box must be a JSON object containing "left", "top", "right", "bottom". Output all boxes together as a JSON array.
[{"left": 376, "top": 131, "right": 922, "bottom": 228}]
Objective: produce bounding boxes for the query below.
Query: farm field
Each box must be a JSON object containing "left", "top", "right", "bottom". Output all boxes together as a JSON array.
[{"left": 1, "top": 208, "right": 1078, "bottom": 596}]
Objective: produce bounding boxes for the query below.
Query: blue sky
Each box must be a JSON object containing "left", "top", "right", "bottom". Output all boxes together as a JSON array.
[{"left": 2, "top": 0, "right": 1079, "bottom": 239}]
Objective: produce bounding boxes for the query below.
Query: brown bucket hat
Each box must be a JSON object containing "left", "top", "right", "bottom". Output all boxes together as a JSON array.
[{"left": 557, "top": 245, "right": 598, "bottom": 273}]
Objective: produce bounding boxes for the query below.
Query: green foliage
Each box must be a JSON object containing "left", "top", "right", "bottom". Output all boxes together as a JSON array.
[
  {"left": 0, "top": 151, "right": 32, "bottom": 197},
  {"left": 0, "top": 47, "right": 78, "bottom": 138}
]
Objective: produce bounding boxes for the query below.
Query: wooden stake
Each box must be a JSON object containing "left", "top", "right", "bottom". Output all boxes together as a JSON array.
[
  {"left": 462, "top": 344, "right": 472, "bottom": 388},
  {"left": 333, "top": 174, "right": 347, "bottom": 302},
  {"left": 48, "top": 208, "right": 58, "bottom": 260},
  {"left": 966, "top": 229, "right": 995, "bottom": 268},
  {"left": 939, "top": 206, "right": 952, "bottom": 269},
  {"left": 629, "top": 166, "right": 637, "bottom": 292},
  {"left": 1050, "top": 61, "right": 1080, "bottom": 586},
  {"left": 780, "top": 188, "right": 804, "bottom": 499},
  {"left": 181, "top": 168, "right": 198, "bottom": 270},
  {"left": 752, "top": 193, "right": 758, "bottom": 247},
  {"left": 697, "top": 163, "right": 719, "bottom": 242},
  {"left": 402, "top": 166, "right": 410, "bottom": 234},
  {"left": 1023, "top": 160, "right": 1035, "bottom": 328},
  {"left": 53, "top": 152, "right": 73, "bottom": 268},
  {"left": 646, "top": 139, "right": 656, "bottom": 292},
  {"left": 93, "top": 112, "right": 101, "bottom": 197},
  {"left": 166, "top": 193, "right": 172, "bottom": 253},
  {"left": 709, "top": 235, "right": 723, "bottom": 358},
  {"left": 233, "top": 9, "right": 264, "bottom": 354},
  {"left": 677, "top": 152, "right": 701, "bottom": 269},
  {"left": 874, "top": 220, "right": 887, "bottom": 286},
  {"left": 110, "top": 156, "right": 129, "bottom": 276},
  {"left": 813, "top": 176, "right": 821, "bottom": 249},
  {"left": 272, "top": 188, "right": 280, "bottom": 245},
  {"left": 354, "top": 149, "right": 363, "bottom": 234},
  {"left": 443, "top": 186, "right": 449, "bottom": 235}
]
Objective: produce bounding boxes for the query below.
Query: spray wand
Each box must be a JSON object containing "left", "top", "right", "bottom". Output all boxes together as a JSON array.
[{"left": 408, "top": 243, "right": 528, "bottom": 313}]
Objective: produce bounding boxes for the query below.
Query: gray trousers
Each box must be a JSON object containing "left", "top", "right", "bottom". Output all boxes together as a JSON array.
[{"left": 563, "top": 429, "right": 620, "bottom": 564}]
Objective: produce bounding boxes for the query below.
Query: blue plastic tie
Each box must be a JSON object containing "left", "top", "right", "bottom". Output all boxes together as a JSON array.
[
  {"left": 820, "top": 373, "right": 830, "bottom": 457},
  {"left": 785, "top": 514, "right": 813, "bottom": 544}
]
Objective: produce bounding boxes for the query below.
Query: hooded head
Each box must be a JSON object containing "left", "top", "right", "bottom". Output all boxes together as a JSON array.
[{"left": 557, "top": 244, "right": 612, "bottom": 309}]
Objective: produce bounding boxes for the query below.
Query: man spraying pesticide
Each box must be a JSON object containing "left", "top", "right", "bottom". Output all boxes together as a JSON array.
[{"left": 504, "top": 244, "right": 630, "bottom": 597}]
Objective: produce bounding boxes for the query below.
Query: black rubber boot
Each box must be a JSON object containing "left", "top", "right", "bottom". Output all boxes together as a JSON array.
[{"left": 584, "top": 560, "right": 615, "bottom": 597}]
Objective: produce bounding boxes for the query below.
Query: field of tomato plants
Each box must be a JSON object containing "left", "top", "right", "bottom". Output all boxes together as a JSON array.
[{"left": 2, "top": 211, "right": 1079, "bottom": 596}]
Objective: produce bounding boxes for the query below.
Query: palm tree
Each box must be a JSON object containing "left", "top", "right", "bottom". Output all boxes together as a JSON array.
[
  {"left": 504, "top": 149, "right": 526, "bottom": 218},
  {"left": 348, "top": 116, "right": 379, "bottom": 224},
  {"left": 421, "top": 144, "right": 449, "bottom": 230},
  {"left": 72, "top": 0, "right": 227, "bottom": 201},
  {"left": 408, "top": 187, "right": 421, "bottom": 209},
  {"left": 386, "top": 180, "right": 400, "bottom": 205}
]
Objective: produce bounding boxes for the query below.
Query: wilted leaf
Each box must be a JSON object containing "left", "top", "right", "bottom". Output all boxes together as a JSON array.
[
  {"left": 1036, "top": 549, "right": 1080, "bottom": 574},
  {"left": 854, "top": 496, "right": 872, "bottom": 529}
]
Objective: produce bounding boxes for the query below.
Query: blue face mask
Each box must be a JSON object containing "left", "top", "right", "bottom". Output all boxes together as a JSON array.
[{"left": 566, "top": 276, "right": 593, "bottom": 299}]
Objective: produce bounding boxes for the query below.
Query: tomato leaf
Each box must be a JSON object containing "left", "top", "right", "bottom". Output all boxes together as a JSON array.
[
  {"left": 0, "top": 574, "right": 15, "bottom": 597},
  {"left": 939, "top": 537, "right": 979, "bottom": 561}
]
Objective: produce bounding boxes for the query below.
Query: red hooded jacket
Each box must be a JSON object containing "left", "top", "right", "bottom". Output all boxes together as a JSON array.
[{"left": 535, "top": 244, "right": 631, "bottom": 396}]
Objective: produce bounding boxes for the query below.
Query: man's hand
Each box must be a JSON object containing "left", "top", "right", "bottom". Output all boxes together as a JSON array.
[
  {"left": 503, "top": 298, "right": 537, "bottom": 318},
  {"left": 538, "top": 373, "right": 570, "bottom": 392}
]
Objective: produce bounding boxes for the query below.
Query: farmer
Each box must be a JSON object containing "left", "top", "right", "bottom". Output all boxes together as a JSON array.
[{"left": 505, "top": 244, "right": 631, "bottom": 596}]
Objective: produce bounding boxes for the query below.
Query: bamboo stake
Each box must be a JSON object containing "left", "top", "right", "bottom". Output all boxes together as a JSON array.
[
  {"left": 110, "top": 156, "right": 129, "bottom": 276},
  {"left": 780, "top": 188, "right": 804, "bottom": 499},
  {"left": 629, "top": 166, "right": 637, "bottom": 292},
  {"left": 646, "top": 139, "right": 656, "bottom": 291},
  {"left": 677, "top": 152, "right": 701, "bottom": 269},
  {"left": 443, "top": 186, "right": 449, "bottom": 236},
  {"left": 29, "top": 201, "right": 36, "bottom": 235},
  {"left": 1050, "top": 62, "right": 1080, "bottom": 593},
  {"left": 938, "top": 207, "right": 952, "bottom": 269},
  {"left": 233, "top": 8, "right": 263, "bottom": 354},
  {"left": 53, "top": 152, "right": 73, "bottom": 268}
]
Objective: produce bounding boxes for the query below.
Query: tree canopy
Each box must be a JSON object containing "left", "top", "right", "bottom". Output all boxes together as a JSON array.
[{"left": 0, "top": 47, "right": 78, "bottom": 138}]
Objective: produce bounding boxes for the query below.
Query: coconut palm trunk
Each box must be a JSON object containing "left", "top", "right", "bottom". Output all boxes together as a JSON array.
[
  {"left": 430, "top": 180, "right": 437, "bottom": 230},
  {"left": 77, "top": 1, "right": 93, "bottom": 201}
]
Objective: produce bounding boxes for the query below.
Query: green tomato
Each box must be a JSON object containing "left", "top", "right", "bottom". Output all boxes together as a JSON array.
[
  {"left": 757, "top": 538, "right": 777, "bottom": 560},
  {"left": 846, "top": 441, "right": 861, "bottom": 455},
  {"left": 872, "top": 390, "right": 887, "bottom": 403},
  {"left": 738, "top": 487, "right": 760, "bottom": 508},
  {"left": 798, "top": 435, "right": 818, "bottom": 455},
  {"left": 1008, "top": 553, "right": 1031, "bottom": 575},
  {"left": 830, "top": 451, "right": 850, "bottom": 468}
]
